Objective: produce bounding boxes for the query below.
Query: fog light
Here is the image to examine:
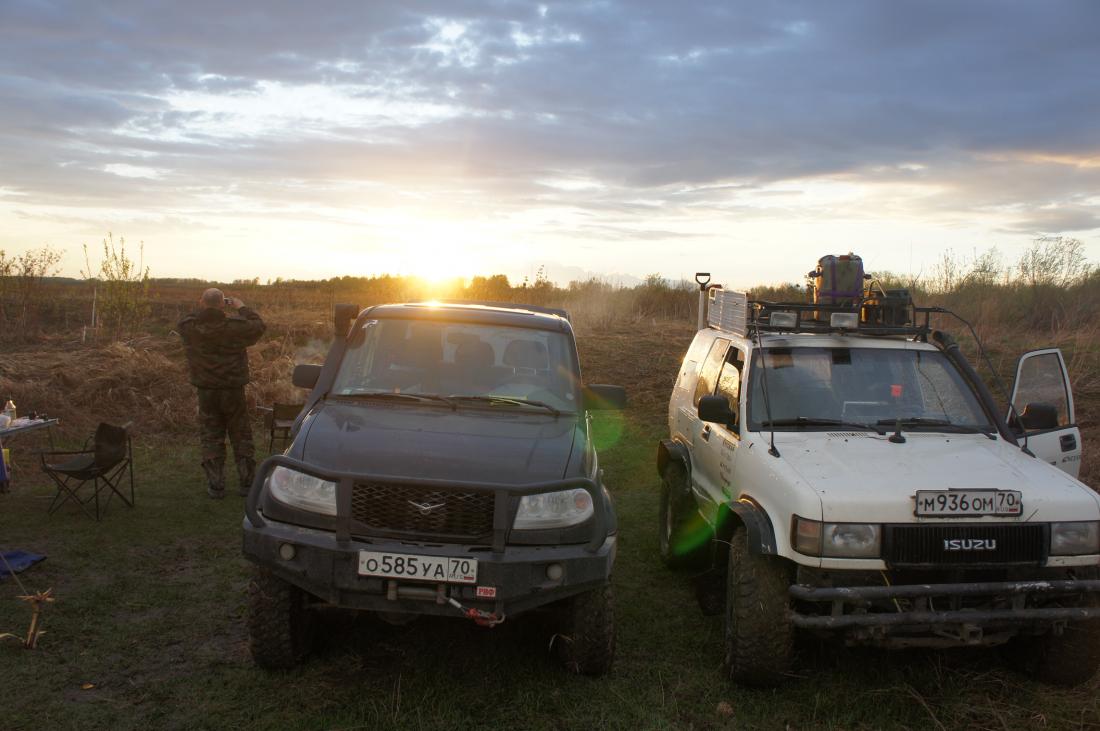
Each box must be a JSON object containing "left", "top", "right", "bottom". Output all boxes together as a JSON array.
[
  {"left": 546, "top": 563, "right": 564, "bottom": 581},
  {"left": 830, "top": 312, "right": 860, "bottom": 329},
  {"left": 769, "top": 312, "right": 797, "bottom": 329},
  {"left": 279, "top": 543, "right": 296, "bottom": 561}
]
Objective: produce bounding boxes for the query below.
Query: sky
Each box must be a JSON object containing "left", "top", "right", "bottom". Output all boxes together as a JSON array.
[{"left": 1, "top": 1, "right": 1099, "bottom": 289}]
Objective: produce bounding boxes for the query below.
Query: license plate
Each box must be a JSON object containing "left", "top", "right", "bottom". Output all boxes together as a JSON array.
[
  {"left": 357, "top": 551, "right": 478, "bottom": 584},
  {"left": 914, "top": 490, "right": 1022, "bottom": 517}
]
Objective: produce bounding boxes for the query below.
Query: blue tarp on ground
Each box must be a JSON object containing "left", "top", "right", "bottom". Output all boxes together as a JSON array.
[{"left": 0, "top": 551, "right": 46, "bottom": 580}]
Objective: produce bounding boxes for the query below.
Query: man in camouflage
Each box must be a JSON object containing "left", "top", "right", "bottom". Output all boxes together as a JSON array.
[{"left": 179, "top": 288, "right": 266, "bottom": 498}]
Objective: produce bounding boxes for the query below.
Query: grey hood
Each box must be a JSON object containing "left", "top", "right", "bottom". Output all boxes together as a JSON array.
[{"left": 291, "top": 399, "right": 582, "bottom": 485}]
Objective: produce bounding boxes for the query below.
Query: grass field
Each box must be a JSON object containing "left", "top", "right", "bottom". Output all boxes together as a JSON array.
[{"left": 3, "top": 322, "right": 1100, "bottom": 730}]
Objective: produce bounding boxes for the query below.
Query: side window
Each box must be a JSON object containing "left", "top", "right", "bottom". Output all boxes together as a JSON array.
[
  {"left": 716, "top": 349, "right": 744, "bottom": 412},
  {"left": 1013, "top": 351, "right": 1071, "bottom": 427},
  {"left": 676, "top": 334, "right": 714, "bottom": 391},
  {"left": 694, "top": 338, "right": 730, "bottom": 407}
]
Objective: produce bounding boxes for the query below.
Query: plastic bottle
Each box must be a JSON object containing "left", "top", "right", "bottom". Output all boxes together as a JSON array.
[{"left": 2, "top": 398, "right": 15, "bottom": 421}]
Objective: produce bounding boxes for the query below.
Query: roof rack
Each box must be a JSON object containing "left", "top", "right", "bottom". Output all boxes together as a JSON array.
[
  {"left": 420, "top": 299, "right": 571, "bottom": 321},
  {"left": 706, "top": 288, "right": 935, "bottom": 339}
]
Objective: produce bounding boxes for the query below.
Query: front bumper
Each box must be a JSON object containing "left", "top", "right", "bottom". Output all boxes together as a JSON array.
[
  {"left": 790, "top": 574, "right": 1100, "bottom": 647},
  {"left": 243, "top": 518, "right": 616, "bottom": 617},
  {"left": 242, "top": 454, "right": 617, "bottom": 619}
]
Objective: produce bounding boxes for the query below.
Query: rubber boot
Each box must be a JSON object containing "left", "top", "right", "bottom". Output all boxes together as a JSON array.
[
  {"left": 237, "top": 457, "right": 256, "bottom": 497},
  {"left": 202, "top": 457, "right": 226, "bottom": 499}
]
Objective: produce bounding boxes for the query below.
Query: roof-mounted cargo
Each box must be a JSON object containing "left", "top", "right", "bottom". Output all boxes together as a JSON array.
[{"left": 706, "top": 287, "right": 936, "bottom": 339}]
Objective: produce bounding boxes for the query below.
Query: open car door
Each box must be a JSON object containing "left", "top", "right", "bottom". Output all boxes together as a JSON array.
[{"left": 1010, "top": 348, "right": 1082, "bottom": 478}]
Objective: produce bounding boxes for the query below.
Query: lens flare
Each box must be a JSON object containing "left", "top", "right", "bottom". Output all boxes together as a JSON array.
[{"left": 590, "top": 410, "right": 624, "bottom": 451}]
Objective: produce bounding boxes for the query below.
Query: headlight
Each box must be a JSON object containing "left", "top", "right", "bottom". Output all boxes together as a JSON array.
[
  {"left": 513, "top": 488, "right": 594, "bottom": 530},
  {"left": 792, "top": 517, "right": 881, "bottom": 558},
  {"left": 267, "top": 466, "right": 337, "bottom": 516},
  {"left": 823, "top": 523, "right": 881, "bottom": 558},
  {"left": 1051, "top": 521, "right": 1100, "bottom": 556}
]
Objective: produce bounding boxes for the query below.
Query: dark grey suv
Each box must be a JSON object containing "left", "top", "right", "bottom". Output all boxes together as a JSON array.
[{"left": 243, "top": 301, "right": 625, "bottom": 674}]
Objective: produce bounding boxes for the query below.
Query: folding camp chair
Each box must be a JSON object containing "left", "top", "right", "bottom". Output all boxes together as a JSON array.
[
  {"left": 267, "top": 403, "right": 301, "bottom": 452},
  {"left": 41, "top": 422, "right": 134, "bottom": 521}
]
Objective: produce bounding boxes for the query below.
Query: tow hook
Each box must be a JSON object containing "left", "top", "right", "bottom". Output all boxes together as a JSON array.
[{"left": 447, "top": 597, "right": 506, "bottom": 628}]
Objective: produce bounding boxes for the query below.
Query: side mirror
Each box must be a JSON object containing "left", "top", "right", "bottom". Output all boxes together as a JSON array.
[
  {"left": 1019, "top": 402, "right": 1059, "bottom": 431},
  {"left": 292, "top": 364, "right": 322, "bottom": 389},
  {"left": 698, "top": 394, "right": 736, "bottom": 425},
  {"left": 585, "top": 384, "right": 626, "bottom": 410},
  {"left": 333, "top": 303, "right": 359, "bottom": 338}
]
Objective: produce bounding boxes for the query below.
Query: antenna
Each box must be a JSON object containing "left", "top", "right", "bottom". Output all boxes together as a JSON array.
[
  {"left": 938, "top": 308, "right": 1031, "bottom": 455},
  {"left": 752, "top": 305, "right": 780, "bottom": 458}
]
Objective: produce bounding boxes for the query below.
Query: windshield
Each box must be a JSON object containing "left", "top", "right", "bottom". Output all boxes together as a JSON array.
[
  {"left": 747, "top": 346, "right": 993, "bottom": 431},
  {"left": 331, "top": 318, "right": 579, "bottom": 412}
]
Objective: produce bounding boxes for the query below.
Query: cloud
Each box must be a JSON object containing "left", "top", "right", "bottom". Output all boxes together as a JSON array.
[
  {"left": 1003, "top": 208, "right": 1100, "bottom": 236},
  {"left": 0, "top": 0, "right": 1098, "bottom": 280}
]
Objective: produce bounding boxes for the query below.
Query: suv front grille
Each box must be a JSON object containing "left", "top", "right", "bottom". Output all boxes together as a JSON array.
[
  {"left": 350, "top": 483, "right": 495, "bottom": 539},
  {"left": 884, "top": 524, "right": 1047, "bottom": 567}
]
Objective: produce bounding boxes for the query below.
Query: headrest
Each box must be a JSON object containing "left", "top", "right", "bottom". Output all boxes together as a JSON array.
[
  {"left": 503, "top": 340, "right": 548, "bottom": 369},
  {"left": 455, "top": 340, "right": 495, "bottom": 369}
]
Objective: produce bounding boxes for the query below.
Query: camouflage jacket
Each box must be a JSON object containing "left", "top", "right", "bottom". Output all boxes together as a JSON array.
[{"left": 178, "top": 306, "right": 266, "bottom": 388}]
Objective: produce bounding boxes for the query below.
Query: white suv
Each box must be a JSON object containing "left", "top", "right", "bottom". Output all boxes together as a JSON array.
[{"left": 658, "top": 286, "right": 1100, "bottom": 687}]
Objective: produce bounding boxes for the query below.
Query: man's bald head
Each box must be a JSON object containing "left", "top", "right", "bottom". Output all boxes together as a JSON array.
[{"left": 200, "top": 288, "right": 225, "bottom": 309}]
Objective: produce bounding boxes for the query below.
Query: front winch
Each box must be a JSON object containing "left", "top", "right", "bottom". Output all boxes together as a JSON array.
[{"left": 447, "top": 597, "right": 506, "bottom": 627}]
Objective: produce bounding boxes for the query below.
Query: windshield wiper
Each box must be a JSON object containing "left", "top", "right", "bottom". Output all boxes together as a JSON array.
[
  {"left": 337, "top": 392, "right": 456, "bottom": 409},
  {"left": 875, "top": 417, "right": 995, "bottom": 436},
  {"left": 447, "top": 395, "right": 561, "bottom": 416},
  {"left": 762, "top": 417, "right": 885, "bottom": 434}
]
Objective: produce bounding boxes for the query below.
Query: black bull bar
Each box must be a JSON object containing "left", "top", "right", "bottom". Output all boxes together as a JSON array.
[
  {"left": 244, "top": 455, "right": 608, "bottom": 553},
  {"left": 790, "top": 580, "right": 1100, "bottom": 629}
]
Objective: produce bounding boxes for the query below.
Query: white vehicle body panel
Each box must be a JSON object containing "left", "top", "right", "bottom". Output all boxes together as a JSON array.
[{"left": 668, "top": 328, "right": 1100, "bottom": 571}]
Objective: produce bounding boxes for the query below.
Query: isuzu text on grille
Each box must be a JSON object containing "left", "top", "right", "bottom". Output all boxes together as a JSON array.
[{"left": 943, "top": 539, "right": 998, "bottom": 551}]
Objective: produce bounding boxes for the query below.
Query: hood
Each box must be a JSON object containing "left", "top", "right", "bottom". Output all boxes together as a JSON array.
[
  {"left": 291, "top": 399, "right": 582, "bottom": 484},
  {"left": 772, "top": 431, "right": 1100, "bottom": 524}
]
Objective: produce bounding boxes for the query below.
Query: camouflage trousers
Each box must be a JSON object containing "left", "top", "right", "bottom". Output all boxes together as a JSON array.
[{"left": 196, "top": 387, "right": 255, "bottom": 497}]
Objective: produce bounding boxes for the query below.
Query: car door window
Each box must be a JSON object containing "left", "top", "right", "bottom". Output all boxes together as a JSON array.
[
  {"left": 1013, "top": 351, "right": 1071, "bottom": 427},
  {"left": 694, "top": 338, "right": 730, "bottom": 407},
  {"left": 716, "top": 350, "right": 743, "bottom": 412}
]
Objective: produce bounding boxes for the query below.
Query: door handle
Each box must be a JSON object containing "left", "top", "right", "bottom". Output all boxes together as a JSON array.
[
  {"left": 701, "top": 425, "right": 711, "bottom": 441},
  {"left": 1060, "top": 434, "right": 1077, "bottom": 452}
]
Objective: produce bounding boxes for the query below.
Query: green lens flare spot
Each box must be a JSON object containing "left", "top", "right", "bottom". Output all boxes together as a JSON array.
[
  {"left": 673, "top": 512, "right": 713, "bottom": 556},
  {"left": 590, "top": 411, "right": 624, "bottom": 451}
]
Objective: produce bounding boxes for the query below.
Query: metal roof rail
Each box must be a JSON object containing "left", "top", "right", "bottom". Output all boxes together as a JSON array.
[{"left": 416, "top": 300, "right": 571, "bottom": 321}]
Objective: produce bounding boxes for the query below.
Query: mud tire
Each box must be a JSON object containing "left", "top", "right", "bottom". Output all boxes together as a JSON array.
[
  {"left": 724, "top": 526, "right": 794, "bottom": 686},
  {"left": 556, "top": 583, "right": 615, "bottom": 676},
  {"left": 659, "top": 461, "right": 706, "bottom": 569},
  {"left": 247, "top": 567, "right": 315, "bottom": 670}
]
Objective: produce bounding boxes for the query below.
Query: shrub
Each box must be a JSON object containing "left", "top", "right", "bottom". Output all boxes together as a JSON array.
[{"left": 82, "top": 234, "right": 150, "bottom": 341}]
